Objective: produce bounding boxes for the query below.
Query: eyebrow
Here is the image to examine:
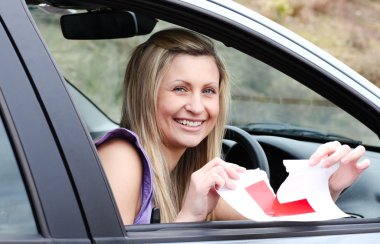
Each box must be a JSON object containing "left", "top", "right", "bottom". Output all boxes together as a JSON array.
[{"left": 170, "top": 79, "right": 219, "bottom": 87}]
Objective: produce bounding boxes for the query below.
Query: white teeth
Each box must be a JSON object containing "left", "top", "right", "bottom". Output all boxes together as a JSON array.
[{"left": 176, "top": 120, "right": 202, "bottom": 127}]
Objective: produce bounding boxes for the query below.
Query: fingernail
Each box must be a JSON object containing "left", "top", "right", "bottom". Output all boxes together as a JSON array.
[
  {"left": 357, "top": 159, "right": 370, "bottom": 169},
  {"left": 357, "top": 161, "right": 366, "bottom": 169}
]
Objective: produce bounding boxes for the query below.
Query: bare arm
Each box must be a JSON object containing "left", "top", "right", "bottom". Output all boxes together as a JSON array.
[
  {"left": 97, "top": 139, "right": 143, "bottom": 225},
  {"left": 214, "top": 197, "right": 246, "bottom": 221}
]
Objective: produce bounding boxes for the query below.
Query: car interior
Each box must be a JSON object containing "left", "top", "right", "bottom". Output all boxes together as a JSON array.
[{"left": 29, "top": 2, "right": 380, "bottom": 227}]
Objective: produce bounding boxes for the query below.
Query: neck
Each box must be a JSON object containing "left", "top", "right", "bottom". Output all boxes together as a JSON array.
[{"left": 161, "top": 145, "right": 186, "bottom": 173}]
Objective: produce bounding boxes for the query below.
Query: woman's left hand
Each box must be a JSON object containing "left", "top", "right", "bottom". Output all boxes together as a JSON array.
[{"left": 309, "top": 141, "right": 370, "bottom": 201}]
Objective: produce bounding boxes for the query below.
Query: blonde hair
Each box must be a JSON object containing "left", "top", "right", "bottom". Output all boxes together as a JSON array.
[{"left": 120, "top": 28, "right": 230, "bottom": 222}]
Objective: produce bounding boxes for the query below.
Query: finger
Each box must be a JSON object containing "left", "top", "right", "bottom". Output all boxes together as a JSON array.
[
  {"left": 322, "top": 144, "right": 351, "bottom": 168},
  {"left": 212, "top": 165, "right": 237, "bottom": 190},
  {"left": 356, "top": 158, "right": 370, "bottom": 172},
  {"left": 222, "top": 162, "right": 245, "bottom": 180},
  {"left": 309, "top": 141, "right": 341, "bottom": 166},
  {"left": 213, "top": 174, "right": 225, "bottom": 190},
  {"left": 200, "top": 157, "right": 224, "bottom": 172},
  {"left": 232, "top": 163, "right": 246, "bottom": 173},
  {"left": 214, "top": 165, "right": 236, "bottom": 188},
  {"left": 213, "top": 165, "right": 229, "bottom": 179},
  {"left": 221, "top": 176, "right": 236, "bottom": 190},
  {"left": 191, "top": 170, "right": 225, "bottom": 192},
  {"left": 341, "top": 145, "right": 365, "bottom": 164}
]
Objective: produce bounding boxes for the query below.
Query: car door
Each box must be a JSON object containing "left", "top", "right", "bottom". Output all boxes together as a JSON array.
[
  {"left": 0, "top": 1, "right": 88, "bottom": 242},
  {"left": 0, "top": 0, "right": 126, "bottom": 243}
]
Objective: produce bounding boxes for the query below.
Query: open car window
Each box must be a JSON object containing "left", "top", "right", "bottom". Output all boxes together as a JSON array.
[
  {"left": 28, "top": 2, "right": 380, "bottom": 242},
  {"left": 30, "top": 6, "right": 379, "bottom": 148}
]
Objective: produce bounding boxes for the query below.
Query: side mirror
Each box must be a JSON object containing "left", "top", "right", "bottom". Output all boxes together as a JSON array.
[{"left": 60, "top": 11, "right": 157, "bottom": 39}]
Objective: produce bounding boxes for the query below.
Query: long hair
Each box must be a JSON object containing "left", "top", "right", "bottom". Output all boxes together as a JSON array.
[{"left": 120, "top": 28, "right": 230, "bottom": 222}]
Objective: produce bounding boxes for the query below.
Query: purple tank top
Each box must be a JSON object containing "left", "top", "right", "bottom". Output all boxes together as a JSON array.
[{"left": 95, "top": 128, "right": 153, "bottom": 224}]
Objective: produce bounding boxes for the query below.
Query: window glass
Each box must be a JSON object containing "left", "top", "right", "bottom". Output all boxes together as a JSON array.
[
  {"left": 217, "top": 45, "right": 379, "bottom": 146},
  {"left": 0, "top": 115, "right": 37, "bottom": 235},
  {"left": 30, "top": 6, "right": 174, "bottom": 122},
  {"left": 30, "top": 5, "right": 379, "bottom": 147}
]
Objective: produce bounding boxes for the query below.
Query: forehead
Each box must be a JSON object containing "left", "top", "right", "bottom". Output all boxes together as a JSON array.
[{"left": 165, "top": 54, "right": 219, "bottom": 79}]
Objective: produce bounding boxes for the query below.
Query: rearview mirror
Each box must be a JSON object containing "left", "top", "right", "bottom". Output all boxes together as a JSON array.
[{"left": 60, "top": 11, "right": 157, "bottom": 39}]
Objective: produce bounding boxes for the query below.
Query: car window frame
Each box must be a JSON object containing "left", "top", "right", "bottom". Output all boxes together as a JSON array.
[
  {"left": 0, "top": 3, "right": 89, "bottom": 241},
  {"left": 1, "top": 0, "right": 130, "bottom": 242}
]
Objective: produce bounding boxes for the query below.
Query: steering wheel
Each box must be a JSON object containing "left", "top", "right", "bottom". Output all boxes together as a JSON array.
[{"left": 223, "top": 125, "right": 270, "bottom": 178}]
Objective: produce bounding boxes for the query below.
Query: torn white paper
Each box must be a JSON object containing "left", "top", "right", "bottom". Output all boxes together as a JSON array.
[{"left": 217, "top": 160, "right": 349, "bottom": 221}]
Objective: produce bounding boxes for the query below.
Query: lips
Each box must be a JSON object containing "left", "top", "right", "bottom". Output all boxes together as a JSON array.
[{"left": 175, "top": 119, "right": 203, "bottom": 127}]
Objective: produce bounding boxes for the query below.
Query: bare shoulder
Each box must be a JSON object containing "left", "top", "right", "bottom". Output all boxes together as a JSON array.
[
  {"left": 97, "top": 138, "right": 143, "bottom": 225},
  {"left": 97, "top": 138, "right": 143, "bottom": 184},
  {"left": 97, "top": 138, "right": 142, "bottom": 167}
]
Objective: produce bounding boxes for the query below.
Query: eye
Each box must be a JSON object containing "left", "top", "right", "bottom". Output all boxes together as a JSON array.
[
  {"left": 203, "top": 88, "right": 217, "bottom": 95},
  {"left": 173, "top": 86, "right": 187, "bottom": 93}
]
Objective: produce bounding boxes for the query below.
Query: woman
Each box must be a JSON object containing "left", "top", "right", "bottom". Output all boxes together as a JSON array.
[{"left": 96, "top": 28, "right": 370, "bottom": 225}]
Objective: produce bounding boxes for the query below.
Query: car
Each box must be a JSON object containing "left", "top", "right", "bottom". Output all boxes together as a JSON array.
[{"left": 1, "top": 0, "right": 380, "bottom": 243}]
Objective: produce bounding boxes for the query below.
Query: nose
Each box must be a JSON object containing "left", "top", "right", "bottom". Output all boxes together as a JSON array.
[{"left": 185, "top": 93, "right": 204, "bottom": 114}]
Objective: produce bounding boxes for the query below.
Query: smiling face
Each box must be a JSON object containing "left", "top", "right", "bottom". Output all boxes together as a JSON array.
[{"left": 157, "top": 54, "right": 220, "bottom": 153}]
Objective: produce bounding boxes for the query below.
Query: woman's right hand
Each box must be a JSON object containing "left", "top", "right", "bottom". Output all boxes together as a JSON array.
[{"left": 175, "top": 157, "right": 245, "bottom": 222}]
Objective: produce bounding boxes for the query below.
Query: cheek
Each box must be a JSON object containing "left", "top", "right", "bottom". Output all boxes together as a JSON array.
[
  {"left": 208, "top": 99, "right": 220, "bottom": 120},
  {"left": 157, "top": 96, "right": 180, "bottom": 121},
  {"left": 156, "top": 103, "right": 170, "bottom": 124}
]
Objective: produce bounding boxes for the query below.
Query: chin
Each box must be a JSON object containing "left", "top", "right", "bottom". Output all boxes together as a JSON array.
[
  {"left": 181, "top": 137, "right": 207, "bottom": 149},
  {"left": 183, "top": 142, "right": 202, "bottom": 148}
]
